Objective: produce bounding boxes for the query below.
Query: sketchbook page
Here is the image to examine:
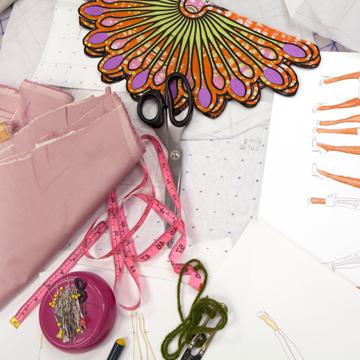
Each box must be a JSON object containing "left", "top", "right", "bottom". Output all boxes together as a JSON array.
[
  {"left": 208, "top": 220, "right": 360, "bottom": 359},
  {"left": 259, "top": 52, "right": 360, "bottom": 285},
  {"left": 0, "top": 0, "right": 54, "bottom": 87},
  {"left": 285, "top": 0, "right": 360, "bottom": 52}
]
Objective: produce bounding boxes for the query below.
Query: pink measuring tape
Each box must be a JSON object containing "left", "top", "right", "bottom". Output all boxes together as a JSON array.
[{"left": 10, "top": 134, "right": 202, "bottom": 329}]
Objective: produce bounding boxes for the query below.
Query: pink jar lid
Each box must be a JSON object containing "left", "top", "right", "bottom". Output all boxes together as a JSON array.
[{"left": 39, "top": 271, "right": 116, "bottom": 352}]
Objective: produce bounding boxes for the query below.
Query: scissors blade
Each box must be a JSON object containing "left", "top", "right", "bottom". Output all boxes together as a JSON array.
[
  {"left": 163, "top": 113, "right": 186, "bottom": 247},
  {"left": 155, "top": 122, "right": 169, "bottom": 149},
  {"left": 165, "top": 147, "right": 182, "bottom": 247}
]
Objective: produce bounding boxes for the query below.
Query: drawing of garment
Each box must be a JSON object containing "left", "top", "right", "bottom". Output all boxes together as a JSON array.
[
  {"left": 258, "top": 311, "right": 304, "bottom": 360},
  {"left": 321, "top": 71, "right": 360, "bottom": 85},
  {"left": 314, "top": 127, "right": 360, "bottom": 135},
  {"left": 309, "top": 194, "right": 360, "bottom": 210},
  {"left": 131, "top": 312, "right": 156, "bottom": 360},
  {"left": 325, "top": 252, "right": 360, "bottom": 271},
  {"left": 313, "top": 140, "right": 360, "bottom": 155},
  {"left": 317, "top": 114, "right": 360, "bottom": 126},
  {"left": 312, "top": 164, "right": 360, "bottom": 189},
  {"left": 315, "top": 97, "right": 360, "bottom": 112}
]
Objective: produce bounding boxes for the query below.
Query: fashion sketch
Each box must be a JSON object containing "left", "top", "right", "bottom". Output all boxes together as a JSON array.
[{"left": 258, "top": 311, "right": 304, "bottom": 360}]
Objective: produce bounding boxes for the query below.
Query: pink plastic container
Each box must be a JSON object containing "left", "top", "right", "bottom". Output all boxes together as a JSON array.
[{"left": 39, "top": 271, "right": 116, "bottom": 352}]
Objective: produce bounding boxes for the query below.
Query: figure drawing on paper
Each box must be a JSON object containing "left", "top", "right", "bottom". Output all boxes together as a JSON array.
[
  {"left": 309, "top": 194, "right": 360, "bottom": 211},
  {"left": 257, "top": 311, "right": 304, "bottom": 360},
  {"left": 313, "top": 139, "right": 360, "bottom": 155},
  {"left": 320, "top": 71, "right": 360, "bottom": 86},
  {"left": 314, "top": 98, "right": 360, "bottom": 112},
  {"left": 312, "top": 164, "right": 360, "bottom": 189},
  {"left": 311, "top": 75, "right": 360, "bottom": 208},
  {"left": 314, "top": 127, "right": 360, "bottom": 135},
  {"left": 325, "top": 252, "right": 360, "bottom": 272},
  {"left": 317, "top": 114, "right": 360, "bottom": 126}
]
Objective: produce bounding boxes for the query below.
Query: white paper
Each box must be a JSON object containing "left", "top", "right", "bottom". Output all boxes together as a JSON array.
[
  {"left": 33, "top": 0, "right": 125, "bottom": 92},
  {"left": 37, "top": 220, "right": 360, "bottom": 359},
  {"left": 0, "top": 0, "right": 55, "bottom": 86},
  {"left": 0, "top": 6, "right": 11, "bottom": 47},
  {"left": 285, "top": 0, "right": 360, "bottom": 52},
  {"left": 208, "top": 220, "right": 360, "bottom": 359},
  {"left": 5, "top": 220, "right": 360, "bottom": 359},
  {"left": 260, "top": 52, "right": 360, "bottom": 285},
  {"left": 0, "top": 278, "right": 42, "bottom": 359}
]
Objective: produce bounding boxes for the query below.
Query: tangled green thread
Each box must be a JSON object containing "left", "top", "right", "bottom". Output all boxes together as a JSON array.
[{"left": 161, "top": 259, "right": 228, "bottom": 360}]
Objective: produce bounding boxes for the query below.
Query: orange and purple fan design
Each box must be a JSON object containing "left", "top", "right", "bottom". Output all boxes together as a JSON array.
[{"left": 79, "top": 0, "right": 321, "bottom": 118}]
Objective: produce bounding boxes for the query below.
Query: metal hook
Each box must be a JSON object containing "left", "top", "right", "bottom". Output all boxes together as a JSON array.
[{"left": 181, "top": 304, "right": 227, "bottom": 360}]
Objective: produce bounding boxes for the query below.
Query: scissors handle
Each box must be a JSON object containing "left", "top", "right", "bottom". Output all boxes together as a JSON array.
[
  {"left": 137, "top": 90, "right": 165, "bottom": 128},
  {"left": 165, "top": 73, "right": 194, "bottom": 128}
]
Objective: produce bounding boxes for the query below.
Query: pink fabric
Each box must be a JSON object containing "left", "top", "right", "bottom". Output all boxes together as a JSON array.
[
  {"left": 0, "top": 85, "right": 20, "bottom": 127},
  {"left": 7, "top": 80, "right": 74, "bottom": 133},
  {"left": 0, "top": 91, "right": 115, "bottom": 161},
  {"left": 0, "top": 83, "right": 143, "bottom": 307}
]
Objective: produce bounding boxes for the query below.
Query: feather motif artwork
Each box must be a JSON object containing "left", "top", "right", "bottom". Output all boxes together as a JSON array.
[{"left": 79, "top": 0, "right": 321, "bottom": 117}]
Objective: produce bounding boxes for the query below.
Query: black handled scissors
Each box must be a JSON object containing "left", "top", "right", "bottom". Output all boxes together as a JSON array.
[{"left": 137, "top": 73, "right": 194, "bottom": 246}]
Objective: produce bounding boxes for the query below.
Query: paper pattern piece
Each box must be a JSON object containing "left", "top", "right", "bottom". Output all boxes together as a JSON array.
[
  {"left": 0, "top": 0, "right": 54, "bottom": 86},
  {"left": 260, "top": 52, "right": 360, "bottom": 285},
  {"left": 285, "top": 0, "right": 360, "bottom": 53},
  {"left": 33, "top": 0, "right": 125, "bottom": 92},
  {"left": 0, "top": 6, "right": 11, "bottom": 47},
  {"left": 206, "top": 220, "right": 360, "bottom": 359}
]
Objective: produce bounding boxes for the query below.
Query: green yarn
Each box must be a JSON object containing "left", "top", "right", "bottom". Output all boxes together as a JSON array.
[{"left": 161, "top": 259, "right": 228, "bottom": 360}]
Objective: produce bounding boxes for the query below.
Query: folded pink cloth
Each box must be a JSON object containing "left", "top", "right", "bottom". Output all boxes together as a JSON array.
[
  {"left": 0, "top": 87, "right": 143, "bottom": 307},
  {"left": 12, "top": 80, "right": 74, "bottom": 130},
  {"left": 0, "top": 85, "right": 20, "bottom": 125},
  {"left": 0, "top": 89, "right": 116, "bottom": 161},
  {"left": 0, "top": 80, "right": 74, "bottom": 136}
]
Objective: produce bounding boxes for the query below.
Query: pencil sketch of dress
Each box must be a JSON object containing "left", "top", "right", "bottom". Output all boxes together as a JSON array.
[
  {"left": 258, "top": 311, "right": 304, "bottom": 360},
  {"left": 308, "top": 194, "right": 360, "bottom": 211}
]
